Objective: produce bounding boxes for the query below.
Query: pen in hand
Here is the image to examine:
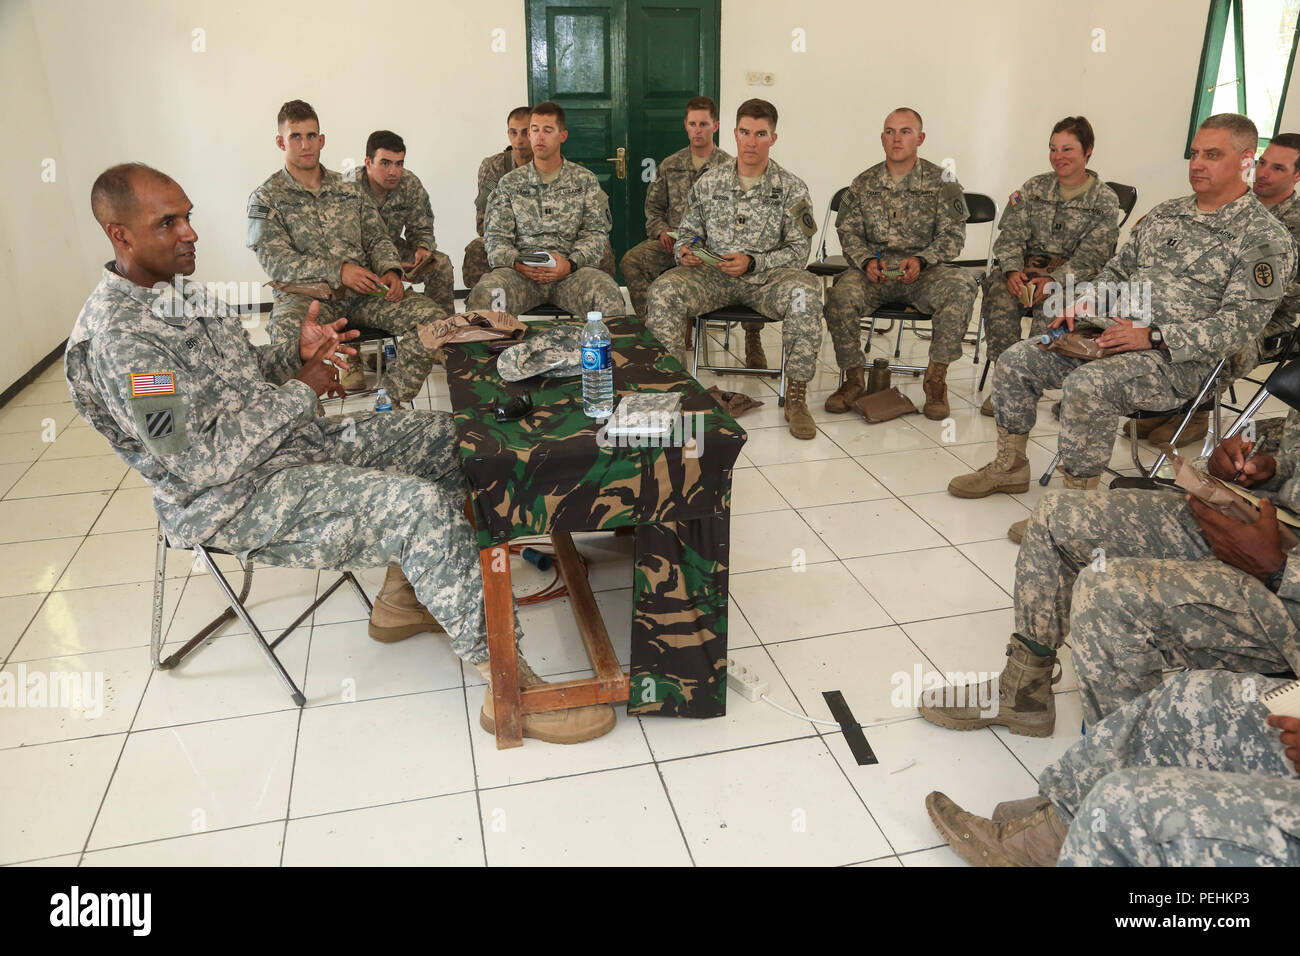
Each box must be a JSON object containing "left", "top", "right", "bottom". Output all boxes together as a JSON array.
[{"left": 1233, "top": 442, "right": 1260, "bottom": 483}]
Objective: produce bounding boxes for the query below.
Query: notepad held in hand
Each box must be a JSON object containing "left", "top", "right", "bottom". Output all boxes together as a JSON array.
[{"left": 1263, "top": 679, "right": 1300, "bottom": 718}]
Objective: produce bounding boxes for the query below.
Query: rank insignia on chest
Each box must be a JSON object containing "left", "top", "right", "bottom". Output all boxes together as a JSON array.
[
  {"left": 737, "top": 215, "right": 746, "bottom": 225},
  {"left": 543, "top": 207, "right": 553, "bottom": 216},
  {"left": 1166, "top": 237, "right": 1181, "bottom": 248},
  {"left": 131, "top": 372, "right": 175, "bottom": 397},
  {"left": 1255, "top": 262, "right": 1275, "bottom": 288}
]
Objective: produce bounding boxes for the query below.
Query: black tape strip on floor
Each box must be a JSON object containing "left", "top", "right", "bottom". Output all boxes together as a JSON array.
[{"left": 822, "top": 690, "right": 877, "bottom": 766}]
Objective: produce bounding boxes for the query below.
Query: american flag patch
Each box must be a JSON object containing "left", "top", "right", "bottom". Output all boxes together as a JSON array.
[{"left": 131, "top": 372, "right": 175, "bottom": 397}]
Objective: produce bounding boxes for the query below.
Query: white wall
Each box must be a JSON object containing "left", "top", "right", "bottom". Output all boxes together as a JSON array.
[{"left": 0, "top": 0, "right": 1290, "bottom": 392}]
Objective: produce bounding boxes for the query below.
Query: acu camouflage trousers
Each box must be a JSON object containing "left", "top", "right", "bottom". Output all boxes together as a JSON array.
[
  {"left": 645, "top": 265, "right": 823, "bottom": 381},
  {"left": 269, "top": 290, "right": 443, "bottom": 402},
  {"left": 208, "top": 410, "right": 519, "bottom": 665},
  {"left": 1015, "top": 488, "right": 1299, "bottom": 724},
  {"left": 1045, "top": 670, "right": 1300, "bottom": 866},
  {"left": 465, "top": 265, "right": 625, "bottom": 319},
  {"left": 824, "top": 264, "right": 977, "bottom": 368},
  {"left": 993, "top": 343, "right": 1214, "bottom": 478}
]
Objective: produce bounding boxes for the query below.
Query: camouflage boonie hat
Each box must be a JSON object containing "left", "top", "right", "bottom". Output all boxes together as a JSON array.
[{"left": 497, "top": 324, "right": 586, "bottom": 381}]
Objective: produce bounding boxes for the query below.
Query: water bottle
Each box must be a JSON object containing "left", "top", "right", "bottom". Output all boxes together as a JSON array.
[
  {"left": 374, "top": 388, "right": 392, "bottom": 412},
  {"left": 1039, "top": 327, "right": 1068, "bottom": 345},
  {"left": 581, "top": 311, "right": 614, "bottom": 419}
]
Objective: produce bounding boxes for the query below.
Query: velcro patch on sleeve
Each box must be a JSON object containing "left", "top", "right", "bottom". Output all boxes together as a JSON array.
[
  {"left": 131, "top": 372, "right": 175, "bottom": 397},
  {"left": 247, "top": 201, "right": 271, "bottom": 219},
  {"left": 1008, "top": 190, "right": 1024, "bottom": 207},
  {"left": 941, "top": 182, "right": 969, "bottom": 219},
  {"left": 790, "top": 199, "right": 817, "bottom": 237},
  {"left": 144, "top": 408, "right": 175, "bottom": 439}
]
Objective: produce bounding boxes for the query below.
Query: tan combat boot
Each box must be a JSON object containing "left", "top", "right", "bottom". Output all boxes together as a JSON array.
[
  {"left": 925, "top": 791, "right": 1067, "bottom": 866},
  {"left": 980, "top": 394, "right": 994, "bottom": 417},
  {"left": 1008, "top": 471, "right": 1099, "bottom": 543},
  {"left": 1131, "top": 412, "right": 1175, "bottom": 439},
  {"left": 784, "top": 380, "right": 817, "bottom": 440},
  {"left": 1146, "top": 410, "right": 1208, "bottom": 448},
  {"left": 368, "top": 565, "right": 445, "bottom": 642},
  {"left": 744, "top": 326, "right": 769, "bottom": 370},
  {"left": 918, "top": 640, "right": 1061, "bottom": 736},
  {"left": 922, "top": 361, "right": 950, "bottom": 420},
  {"left": 476, "top": 657, "right": 616, "bottom": 744},
  {"left": 339, "top": 352, "right": 368, "bottom": 392},
  {"left": 824, "top": 366, "right": 866, "bottom": 413},
  {"left": 948, "top": 427, "right": 1031, "bottom": 498}
]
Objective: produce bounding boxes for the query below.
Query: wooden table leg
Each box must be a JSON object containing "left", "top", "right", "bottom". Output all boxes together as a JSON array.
[{"left": 480, "top": 544, "right": 522, "bottom": 748}]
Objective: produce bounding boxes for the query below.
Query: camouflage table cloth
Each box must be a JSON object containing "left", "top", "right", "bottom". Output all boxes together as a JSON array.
[{"left": 445, "top": 316, "right": 747, "bottom": 717}]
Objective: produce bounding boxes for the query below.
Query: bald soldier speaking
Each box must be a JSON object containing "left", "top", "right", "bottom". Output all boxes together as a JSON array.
[{"left": 64, "top": 163, "right": 616, "bottom": 746}]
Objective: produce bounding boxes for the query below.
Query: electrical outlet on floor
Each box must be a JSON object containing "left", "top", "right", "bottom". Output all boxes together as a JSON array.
[{"left": 726, "top": 657, "right": 769, "bottom": 702}]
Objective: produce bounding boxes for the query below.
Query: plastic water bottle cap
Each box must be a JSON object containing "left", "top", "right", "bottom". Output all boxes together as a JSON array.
[
  {"left": 587, "top": 311, "right": 602, "bottom": 322},
  {"left": 377, "top": 388, "right": 388, "bottom": 396}
]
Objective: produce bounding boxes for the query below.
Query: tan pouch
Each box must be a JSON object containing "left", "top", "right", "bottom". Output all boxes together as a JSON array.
[
  {"left": 851, "top": 386, "right": 918, "bottom": 423},
  {"left": 705, "top": 386, "right": 765, "bottom": 417},
  {"left": 418, "top": 310, "right": 526, "bottom": 351},
  {"left": 1038, "top": 327, "right": 1104, "bottom": 361}
]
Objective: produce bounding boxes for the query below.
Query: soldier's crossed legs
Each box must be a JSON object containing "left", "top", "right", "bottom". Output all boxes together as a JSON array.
[
  {"left": 1039, "top": 671, "right": 1300, "bottom": 866},
  {"left": 993, "top": 341, "right": 1214, "bottom": 477},
  {"left": 644, "top": 266, "right": 823, "bottom": 380},
  {"left": 269, "top": 291, "right": 441, "bottom": 401},
  {"left": 824, "top": 264, "right": 977, "bottom": 369},
  {"left": 1013, "top": 488, "right": 1296, "bottom": 722},
  {"left": 465, "top": 266, "right": 625, "bottom": 317},
  {"left": 208, "top": 410, "right": 521, "bottom": 665}
]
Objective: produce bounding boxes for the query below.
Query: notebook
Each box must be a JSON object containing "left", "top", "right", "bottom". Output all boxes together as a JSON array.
[{"left": 1263, "top": 679, "right": 1300, "bottom": 719}]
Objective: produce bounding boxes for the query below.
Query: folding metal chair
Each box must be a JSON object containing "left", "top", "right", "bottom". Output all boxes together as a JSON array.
[
  {"left": 692, "top": 306, "right": 787, "bottom": 405},
  {"left": 150, "top": 522, "right": 373, "bottom": 706}
]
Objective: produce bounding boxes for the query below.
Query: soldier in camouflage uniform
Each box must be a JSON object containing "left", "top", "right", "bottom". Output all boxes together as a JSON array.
[
  {"left": 246, "top": 101, "right": 443, "bottom": 403},
  {"left": 356, "top": 129, "right": 454, "bottom": 315},
  {"left": 822, "top": 108, "right": 977, "bottom": 420},
  {"left": 921, "top": 405, "right": 1300, "bottom": 736},
  {"left": 67, "top": 162, "right": 615, "bottom": 746},
  {"left": 949, "top": 114, "right": 1296, "bottom": 522},
  {"left": 1141, "top": 134, "right": 1300, "bottom": 449},
  {"left": 645, "top": 99, "right": 822, "bottom": 440},
  {"left": 466, "top": 101, "right": 625, "bottom": 320},
  {"left": 926, "top": 670, "right": 1300, "bottom": 866},
  {"left": 979, "top": 117, "right": 1121, "bottom": 415},
  {"left": 463, "top": 106, "right": 618, "bottom": 291},
  {"left": 619, "top": 96, "right": 734, "bottom": 347}
]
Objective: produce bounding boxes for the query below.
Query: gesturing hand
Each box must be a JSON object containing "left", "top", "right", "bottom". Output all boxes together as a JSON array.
[
  {"left": 294, "top": 337, "right": 348, "bottom": 399},
  {"left": 298, "top": 300, "right": 359, "bottom": 363},
  {"left": 1187, "top": 496, "right": 1287, "bottom": 582}
]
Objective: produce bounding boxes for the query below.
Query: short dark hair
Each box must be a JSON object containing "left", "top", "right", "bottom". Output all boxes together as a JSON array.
[
  {"left": 508, "top": 105, "right": 532, "bottom": 124},
  {"left": 277, "top": 99, "right": 318, "bottom": 128},
  {"left": 1051, "top": 116, "right": 1095, "bottom": 156},
  {"left": 736, "top": 98, "right": 778, "bottom": 129},
  {"left": 531, "top": 101, "right": 566, "bottom": 130},
  {"left": 366, "top": 130, "right": 406, "bottom": 160},
  {"left": 884, "top": 107, "right": 923, "bottom": 131},
  {"left": 685, "top": 96, "right": 718, "bottom": 121},
  {"left": 1270, "top": 133, "right": 1300, "bottom": 171},
  {"left": 90, "top": 162, "right": 176, "bottom": 227},
  {"left": 1200, "top": 113, "right": 1259, "bottom": 152}
]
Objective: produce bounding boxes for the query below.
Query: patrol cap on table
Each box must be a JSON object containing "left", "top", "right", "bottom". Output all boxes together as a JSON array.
[{"left": 497, "top": 324, "right": 586, "bottom": 381}]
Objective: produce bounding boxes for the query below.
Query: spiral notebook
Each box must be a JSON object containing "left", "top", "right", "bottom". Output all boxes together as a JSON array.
[{"left": 1263, "top": 679, "right": 1300, "bottom": 718}]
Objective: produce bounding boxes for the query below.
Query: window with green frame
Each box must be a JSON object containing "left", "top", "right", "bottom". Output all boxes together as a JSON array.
[{"left": 1187, "top": 0, "right": 1300, "bottom": 154}]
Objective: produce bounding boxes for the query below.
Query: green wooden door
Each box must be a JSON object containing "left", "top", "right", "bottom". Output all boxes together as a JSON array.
[{"left": 527, "top": 0, "right": 720, "bottom": 278}]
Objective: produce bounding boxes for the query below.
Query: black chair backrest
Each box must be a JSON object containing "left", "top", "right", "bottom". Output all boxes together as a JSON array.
[
  {"left": 964, "top": 192, "right": 996, "bottom": 225},
  {"left": 830, "top": 185, "right": 850, "bottom": 211},
  {"left": 1265, "top": 358, "right": 1300, "bottom": 411},
  {"left": 1106, "top": 181, "right": 1139, "bottom": 227}
]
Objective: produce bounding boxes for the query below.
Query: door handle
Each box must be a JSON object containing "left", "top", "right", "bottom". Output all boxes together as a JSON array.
[{"left": 605, "top": 146, "right": 626, "bottom": 180}]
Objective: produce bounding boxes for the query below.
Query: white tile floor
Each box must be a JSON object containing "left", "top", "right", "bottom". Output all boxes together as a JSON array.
[{"left": 1, "top": 313, "right": 1290, "bottom": 867}]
